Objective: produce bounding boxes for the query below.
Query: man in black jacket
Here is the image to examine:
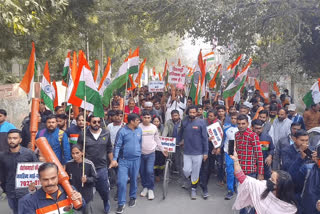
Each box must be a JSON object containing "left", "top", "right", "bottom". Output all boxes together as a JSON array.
[
  {"left": 77, "top": 115, "right": 113, "bottom": 214},
  {"left": 0, "top": 129, "right": 38, "bottom": 214}
]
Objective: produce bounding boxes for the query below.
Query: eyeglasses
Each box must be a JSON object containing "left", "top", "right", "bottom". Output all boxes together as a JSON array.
[{"left": 92, "top": 120, "right": 101, "bottom": 124}]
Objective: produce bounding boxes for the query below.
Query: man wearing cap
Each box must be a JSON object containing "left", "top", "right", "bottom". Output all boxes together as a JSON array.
[
  {"left": 143, "top": 102, "right": 159, "bottom": 119},
  {"left": 288, "top": 104, "right": 305, "bottom": 130}
]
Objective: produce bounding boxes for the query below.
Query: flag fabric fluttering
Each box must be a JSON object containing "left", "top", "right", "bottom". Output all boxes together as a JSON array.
[
  {"left": 66, "top": 51, "right": 79, "bottom": 104},
  {"left": 162, "top": 59, "right": 169, "bottom": 86},
  {"left": 303, "top": 79, "right": 320, "bottom": 108},
  {"left": 69, "top": 51, "right": 104, "bottom": 117},
  {"left": 190, "top": 50, "right": 206, "bottom": 104},
  {"left": 98, "top": 57, "right": 112, "bottom": 96},
  {"left": 52, "top": 80, "right": 58, "bottom": 108},
  {"left": 203, "top": 52, "right": 215, "bottom": 62},
  {"left": 93, "top": 59, "right": 102, "bottom": 87},
  {"left": 62, "top": 51, "right": 71, "bottom": 87},
  {"left": 273, "top": 82, "right": 280, "bottom": 96},
  {"left": 102, "top": 47, "right": 139, "bottom": 106},
  {"left": 19, "top": 42, "right": 37, "bottom": 101},
  {"left": 223, "top": 58, "right": 252, "bottom": 99},
  {"left": 209, "top": 64, "right": 221, "bottom": 89},
  {"left": 135, "top": 58, "right": 146, "bottom": 86},
  {"left": 254, "top": 79, "right": 268, "bottom": 100},
  {"left": 40, "top": 61, "right": 55, "bottom": 111}
]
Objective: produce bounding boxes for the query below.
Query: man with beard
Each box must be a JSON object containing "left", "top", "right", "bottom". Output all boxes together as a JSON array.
[
  {"left": 268, "top": 104, "right": 278, "bottom": 124},
  {"left": 162, "top": 110, "right": 183, "bottom": 179},
  {"left": 269, "top": 108, "right": 292, "bottom": 147},
  {"left": 0, "top": 129, "right": 38, "bottom": 214},
  {"left": 65, "top": 113, "right": 84, "bottom": 146},
  {"left": 252, "top": 120, "right": 275, "bottom": 180},
  {"left": 78, "top": 115, "right": 113, "bottom": 214},
  {"left": 36, "top": 115, "right": 71, "bottom": 165},
  {"left": 273, "top": 122, "right": 301, "bottom": 170},
  {"left": 19, "top": 163, "right": 84, "bottom": 214},
  {"left": 56, "top": 114, "right": 68, "bottom": 131},
  {"left": 179, "top": 105, "right": 208, "bottom": 200},
  {"left": 258, "top": 110, "right": 272, "bottom": 134}
]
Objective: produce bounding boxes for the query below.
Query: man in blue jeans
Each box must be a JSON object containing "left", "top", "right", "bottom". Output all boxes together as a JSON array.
[
  {"left": 78, "top": 115, "right": 113, "bottom": 214},
  {"left": 139, "top": 110, "right": 167, "bottom": 200},
  {"left": 223, "top": 112, "right": 238, "bottom": 200},
  {"left": 110, "top": 113, "right": 142, "bottom": 214}
]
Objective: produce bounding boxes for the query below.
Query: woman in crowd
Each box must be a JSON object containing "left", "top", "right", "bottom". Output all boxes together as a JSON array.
[{"left": 231, "top": 151, "right": 297, "bottom": 214}]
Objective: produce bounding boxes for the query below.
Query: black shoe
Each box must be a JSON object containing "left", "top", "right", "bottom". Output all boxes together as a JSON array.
[
  {"left": 128, "top": 198, "right": 136, "bottom": 207},
  {"left": 224, "top": 191, "right": 234, "bottom": 200},
  {"left": 116, "top": 205, "right": 125, "bottom": 214}
]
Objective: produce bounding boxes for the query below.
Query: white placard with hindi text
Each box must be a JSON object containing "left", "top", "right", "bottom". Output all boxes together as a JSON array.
[
  {"left": 16, "top": 162, "right": 43, "bottom": 189},
  {"left": 207, "top": 122, "right": 224, "bottom": 148},
  {"left": 149, "top": 81, "right": 165, "bottom": 92},
  {"left": 159, "top": 136, "right": 176, "bottom": 153},
  {"left": 168, "top": 66, "right": 187, "bottom": 85}
]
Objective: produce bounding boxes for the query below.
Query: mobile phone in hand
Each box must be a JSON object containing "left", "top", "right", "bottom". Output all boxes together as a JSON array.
[
  {"left": 304, "top": 148, "right": 313, "bottom": 159},
  {"left": 228, "top": 140, "right": 235, "bottom": 156},
  {"left": 317, "top": 146, "right": 320, "bottom": 159}
]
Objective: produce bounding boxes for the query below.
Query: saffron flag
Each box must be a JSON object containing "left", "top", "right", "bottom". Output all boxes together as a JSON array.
[
  {"left": 93, "top": 60, "right": 102, "bottom": 87},
  {"left": 52, "top": 80, "right": 58, "bottom": 108},
  {"left": 135, "top": 58, "right": 146, "bottom": 85},
  {"left": 19, "top": 42, "right": 37, "bottom": 101}
]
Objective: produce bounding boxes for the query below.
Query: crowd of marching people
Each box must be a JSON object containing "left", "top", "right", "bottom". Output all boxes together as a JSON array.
[{"left": 1, "top": 83, "right": 320, "bottom": 214}]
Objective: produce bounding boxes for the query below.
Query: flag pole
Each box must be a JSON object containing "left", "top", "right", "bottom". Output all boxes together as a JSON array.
[
  {"left": 82, "top": 95, "right": 87, "bottom": 187},
  {"left": 122, "top": 75, "right": 129, "bottom": 124},
  {"left": 82, "top": 61, "right": 87, "bottom": 187}
]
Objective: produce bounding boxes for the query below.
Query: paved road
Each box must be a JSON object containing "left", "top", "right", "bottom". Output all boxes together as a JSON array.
[{"left": 0, "top": 175, "right": 238, "bottom": 214}]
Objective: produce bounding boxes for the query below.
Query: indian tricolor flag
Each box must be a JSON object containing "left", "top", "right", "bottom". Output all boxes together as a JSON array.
[
  {"left": 203, "top": 51, "right": 214, "bottom": 62},
  {"left": 69, "top": 51, "right": 104, "bottom": 117},
  {"left": 223, "top": 58, "right": 252, "bottom": 99},
  {"left": 102, "top": 47, "right": 139, "bottom": 106},
  {"left": 40, "top": 61, "right": 55, "bottom": 111},
  {"left": 19, "top": 42, "right": 37, "bottom": 101},
  {"left": 98, "top": 57, "right": 112, "bottom": 96},
  {"left": 62, "top": 51, "right": 71, "bottom": 87},
  {"left": 69, "top": 134, "right": 79, "bottom": 144},
  {"left": 303, "top": 79, "right": 320, "bottom": 108}
]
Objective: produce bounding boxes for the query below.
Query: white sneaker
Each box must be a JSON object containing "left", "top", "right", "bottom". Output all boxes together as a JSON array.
[
  {"left": 140, "top": 188, "right": 148, "bottom": 197},
  {"left": 148, "top": 189, "right": 155, "bottom": 200}
]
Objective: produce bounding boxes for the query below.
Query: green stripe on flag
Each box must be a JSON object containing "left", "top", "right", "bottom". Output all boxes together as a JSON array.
[
  {"left": 303, "top": 90, "right": 313, "bottom": 108},
  {"left": 76, "top": 81, "right": 104, "bottom": 118},
  {"left": 40, "top": 90, "right": 54, "bottom": 111},
  {"left": 102, "top": 73, "right": 128, "bottom": 107},
  {"left": 222, "top": 77, "right": 246, "bottom": 99},
  {"left": 128, "top": 65, "right": 138, "bottom": 75}
]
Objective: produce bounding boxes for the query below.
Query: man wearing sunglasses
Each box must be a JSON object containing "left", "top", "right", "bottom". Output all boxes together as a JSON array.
[{"left": 78, "top": 115, "right": 113, "bottom": 214}]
